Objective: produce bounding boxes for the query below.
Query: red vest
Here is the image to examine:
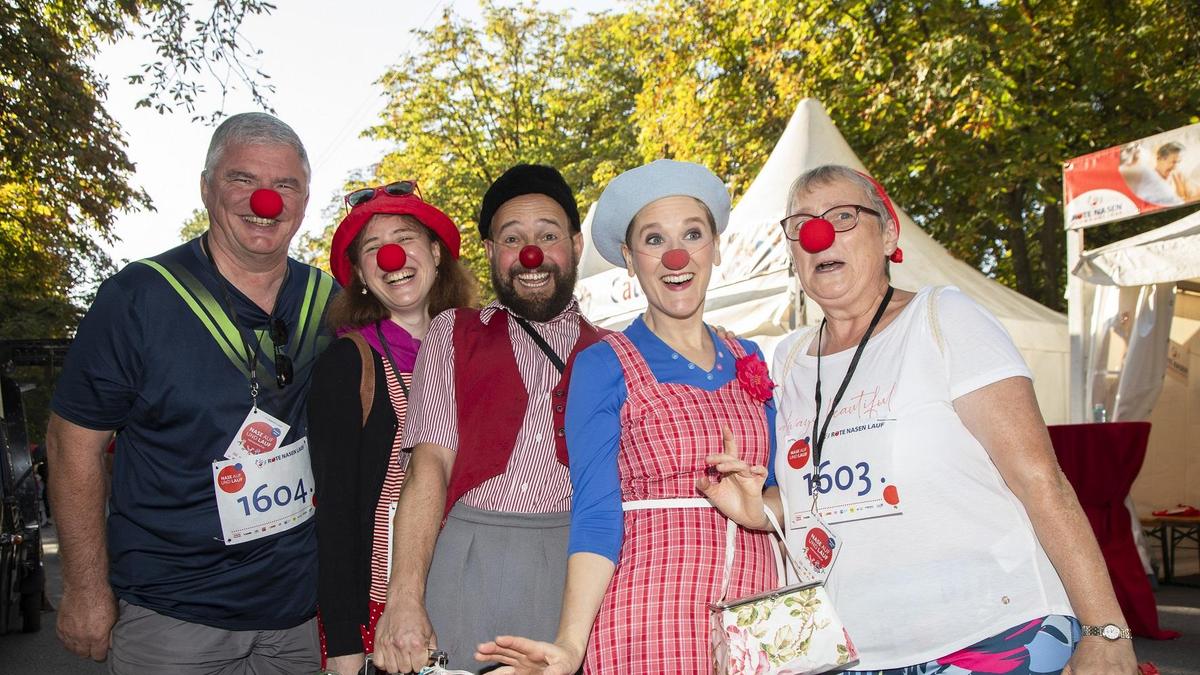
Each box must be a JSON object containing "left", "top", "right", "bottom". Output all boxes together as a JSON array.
[{"left": 444, "top": 307, "right": 608, "bottom": 518}]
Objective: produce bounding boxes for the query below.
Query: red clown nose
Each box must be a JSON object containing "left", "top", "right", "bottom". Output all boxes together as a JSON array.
[
  {"left": 518, "top": 245, "right": 544, "bottom": 269},
  {"left": 249, "top": 189, "right": 284, "bottom": 219},
  {"left": 799, "top": 218, "right": 836, "bottom": 254},
  {"left": 661, "top": 248, "right": 690, "bottom": 271},
  {"left": 376, "top": 244, "right": 407, "bottom": 272}
]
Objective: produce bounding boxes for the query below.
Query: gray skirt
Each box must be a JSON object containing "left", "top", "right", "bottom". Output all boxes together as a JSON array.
[{"left": 425, "top": 503, "right": 570, "bottom": 672}]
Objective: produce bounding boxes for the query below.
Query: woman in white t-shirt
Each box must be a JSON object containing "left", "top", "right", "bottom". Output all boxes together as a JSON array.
[{"left": 706, "top": 165, "right": 1137, "bottom": 675}]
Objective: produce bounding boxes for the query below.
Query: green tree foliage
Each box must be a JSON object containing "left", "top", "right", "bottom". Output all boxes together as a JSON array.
[
  {"left": 629, "top": 0, "right": 1200, "bottom": 310},
  {"left": 1, "top": 0, "right": 275, "bottom": 341},
  {"left": 3, "top": 1, "right": 275, "bottom": 443},
  {"left": 303, "top": 0, "right": 1199, "bottom": 310},
  {"left": 128, "top": 0, "right": 277, "bottom": 121},
  {"left": 303, "top": 3, "right": 643, "bottom": 292},
  {"left": 179, "top": 208, "right": 210, "bottom": 242}
]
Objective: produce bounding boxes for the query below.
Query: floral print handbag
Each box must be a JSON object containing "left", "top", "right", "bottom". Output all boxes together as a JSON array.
[{"left": 710, "top": 506, "right": 858, "bottom": 675}]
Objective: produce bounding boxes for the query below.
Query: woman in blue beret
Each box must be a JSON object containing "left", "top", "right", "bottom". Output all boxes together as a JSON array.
[{"left": 478, "top": 160, "right": 780, "bottom": 674}]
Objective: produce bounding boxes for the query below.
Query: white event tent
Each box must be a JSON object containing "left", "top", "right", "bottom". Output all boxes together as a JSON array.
[
  {"left": 1073, "top": 208, "right": 1200, "bottom": 510},
  {"left": 575, "top": 98, "right": 1070, "bottom": 423}
]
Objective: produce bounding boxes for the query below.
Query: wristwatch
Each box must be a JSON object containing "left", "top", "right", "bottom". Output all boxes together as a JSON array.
[{"left": 1080, "top": 623, "right": 1132, "bottom": 640}]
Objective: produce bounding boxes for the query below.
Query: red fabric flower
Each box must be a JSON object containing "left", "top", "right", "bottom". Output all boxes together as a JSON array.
[{"left": 735, "top": 353, "right": 775, "bottom": 402}]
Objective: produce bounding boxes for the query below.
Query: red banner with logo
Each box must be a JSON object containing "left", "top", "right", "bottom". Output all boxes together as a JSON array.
[{"left": 1063, "top": 122, "right": 1200, "bottom": 230}]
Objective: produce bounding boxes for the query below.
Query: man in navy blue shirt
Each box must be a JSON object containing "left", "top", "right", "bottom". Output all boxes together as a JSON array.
[{"left": 47, "top": 113, "right": 336, "bottom": 673}]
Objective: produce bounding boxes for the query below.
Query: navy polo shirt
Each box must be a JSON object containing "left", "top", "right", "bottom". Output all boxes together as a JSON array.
[{"left": 52, "top": 238, "right": 337, "bottom": 630}]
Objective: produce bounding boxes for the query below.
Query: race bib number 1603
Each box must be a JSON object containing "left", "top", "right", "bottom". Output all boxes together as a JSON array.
[
  {"left": 212, "top": 437, "right": 315, "bottom": 545},
  {"left": 784, "top": 426, "right": 903, "bottom": 526}
]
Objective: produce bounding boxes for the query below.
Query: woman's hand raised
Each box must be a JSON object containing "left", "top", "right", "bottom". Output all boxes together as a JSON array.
[{"left": 696, "top": 425, "right": 770, "bottom": 530}]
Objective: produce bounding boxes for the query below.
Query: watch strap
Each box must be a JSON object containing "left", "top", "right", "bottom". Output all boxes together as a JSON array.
[{"left": 1080, "top": 623, "right": 1132, "bottom": 640}]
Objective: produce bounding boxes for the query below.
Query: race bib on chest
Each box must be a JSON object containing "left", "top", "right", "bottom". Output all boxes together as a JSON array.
[
  {"left": 224, "top": 408, "right": 291, "bottom": 459},
  {"left": 782, "top": 413, "right": 904, "bottom": 527},
  {"left": 212, "top": 437, "right": 315, "bottom": 545}
]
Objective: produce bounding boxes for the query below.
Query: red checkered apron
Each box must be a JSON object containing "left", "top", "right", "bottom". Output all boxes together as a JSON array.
[{"left": 585, "top": 333, "right": 777, "bottom": 674}]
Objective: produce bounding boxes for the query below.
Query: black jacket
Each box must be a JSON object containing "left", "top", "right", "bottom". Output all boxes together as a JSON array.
[{"left": 308, "top": 337, "right": 401, "bottom": 656}]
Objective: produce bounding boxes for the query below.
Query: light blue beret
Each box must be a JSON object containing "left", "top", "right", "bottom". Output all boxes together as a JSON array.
[{"left": 591, "top": 159, "right": 731, "bottom": 268}]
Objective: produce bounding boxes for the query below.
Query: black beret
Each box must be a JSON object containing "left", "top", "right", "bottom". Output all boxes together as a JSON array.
[{"left": 477, "top": 164, "right": 580, "bottom": 239}]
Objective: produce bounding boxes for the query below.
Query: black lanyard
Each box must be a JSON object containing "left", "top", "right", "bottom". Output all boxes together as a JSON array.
[
  {"left": 811, "top": 285, "right": 894, "bottom": 469},
  {"left": 513, "top": 316, "right": 566, "bottom": 374},
  {"left": 201, "top": 233, "right": 289, "bottom": 407},
  {"left": 374, "top": 321, "right": 410, "bottom": 400}
]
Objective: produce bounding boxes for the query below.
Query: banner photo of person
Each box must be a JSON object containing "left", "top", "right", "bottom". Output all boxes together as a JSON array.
[{"left": 1064, "top": 122, "right": 1200, "bottom": 230}]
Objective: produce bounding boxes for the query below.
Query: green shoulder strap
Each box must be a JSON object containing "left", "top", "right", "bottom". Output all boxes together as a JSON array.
[{"left": 136, "top": 258, "right": 335, "bottom": 379}]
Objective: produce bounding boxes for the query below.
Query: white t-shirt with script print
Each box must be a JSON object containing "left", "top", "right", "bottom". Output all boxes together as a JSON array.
[{"left": 773, "top": 286, "right": 1073, "bottom": 670}]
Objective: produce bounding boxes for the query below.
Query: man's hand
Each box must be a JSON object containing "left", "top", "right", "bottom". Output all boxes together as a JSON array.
[
  {"left": 371, "top": 601, "right": 437, "bottom": 674},
  {"left": 475, "top": 635, "right": 583, "bottom": 675},
  {"left": 56, "top": 584, "right": 117, "bottom": 661},
  {"left": 1170, "top": 170, "right": 1200, "bottom": 201},
  {"left": 1062, "top": 637, "right": 1138, "bottom": 675},
  {"left": 46, "top": 415, "right": 116, "bottom": 662},
  {"left": 371, "top": 443, "right": 453, "bottom": 672}
]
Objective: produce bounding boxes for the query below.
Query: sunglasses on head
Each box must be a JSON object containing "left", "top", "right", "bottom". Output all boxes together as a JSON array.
[
  {"left": 344, "top": 180, "right": 421, "bottom": 208},
  {"left": 269, "top": 317, "right": 293, "bottom": 389}
]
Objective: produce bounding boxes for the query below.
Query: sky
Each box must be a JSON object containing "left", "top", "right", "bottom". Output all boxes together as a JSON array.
[{"left": 91, "top": 0, "right": 619, "bottom": 268}]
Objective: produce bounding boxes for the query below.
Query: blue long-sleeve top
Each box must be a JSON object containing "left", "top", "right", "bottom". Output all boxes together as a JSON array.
[{"left": 565, "top": 316, "right": 778, "bottom": 565}]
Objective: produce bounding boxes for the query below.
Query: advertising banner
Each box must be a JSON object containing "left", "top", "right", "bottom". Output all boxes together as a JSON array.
[{"left": 1064, "top": 122, "right": 1200, "bottom": 230}]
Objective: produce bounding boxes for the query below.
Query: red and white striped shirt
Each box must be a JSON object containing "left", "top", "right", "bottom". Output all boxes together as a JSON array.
[
  {"left": 369, "top": 360, "right": 411, "bottom": 603},
  {"left": 402, "top": 300, "right": 579, "bottom": 513}
]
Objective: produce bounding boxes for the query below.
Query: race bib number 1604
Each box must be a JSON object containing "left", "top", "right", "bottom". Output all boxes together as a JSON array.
[{"left": 212, "top": 437, "right": 315, "bottom": 545}]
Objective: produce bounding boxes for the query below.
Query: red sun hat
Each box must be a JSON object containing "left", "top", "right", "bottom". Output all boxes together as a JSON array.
[{"left": 329, "top": 189, "right": 461, "bottom": 287}]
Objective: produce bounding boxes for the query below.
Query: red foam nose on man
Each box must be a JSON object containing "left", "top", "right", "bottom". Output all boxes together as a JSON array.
[
  {"left": 518, "top": 245, "right": 544, "bottom": 269},
  {"left": 249, "top": 189, "right": 284, "bottom": 219}
]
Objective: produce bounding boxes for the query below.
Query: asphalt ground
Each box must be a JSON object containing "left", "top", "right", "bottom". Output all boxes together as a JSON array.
[
  {"left": 1, "top": 525, "right": 1196, "bottom": 674},
  {"left": 0, "top": 524, "right": 106, "bottom": 673}
]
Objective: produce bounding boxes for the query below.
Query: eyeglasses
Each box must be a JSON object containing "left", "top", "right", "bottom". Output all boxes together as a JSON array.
[
  {"left": 344, "top": 180, "right": 421, "bottom": 208},
  {"left": 779, "top": 204, "right": 881, "bottom": 241},
  {"left": 270, "top": 317, "right": 293, "bottom": 388}
]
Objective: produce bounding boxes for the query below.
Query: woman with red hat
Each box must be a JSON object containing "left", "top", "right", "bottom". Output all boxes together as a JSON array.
[{"left": 308, "top": 181, "right": 476, "bottom": 675}]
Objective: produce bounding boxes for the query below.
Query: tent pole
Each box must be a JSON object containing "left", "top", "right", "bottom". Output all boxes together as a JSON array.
[{"left": 1067, "top": 227, "right": 1087, "bottom": 423}]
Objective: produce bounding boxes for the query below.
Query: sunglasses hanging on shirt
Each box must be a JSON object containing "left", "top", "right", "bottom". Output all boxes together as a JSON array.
[
  {"left": 202, "top": 233, "right": 294, "bottom": 403},
  {"left": 269, "top": 317, "right": 293, "bottom": 388}
]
